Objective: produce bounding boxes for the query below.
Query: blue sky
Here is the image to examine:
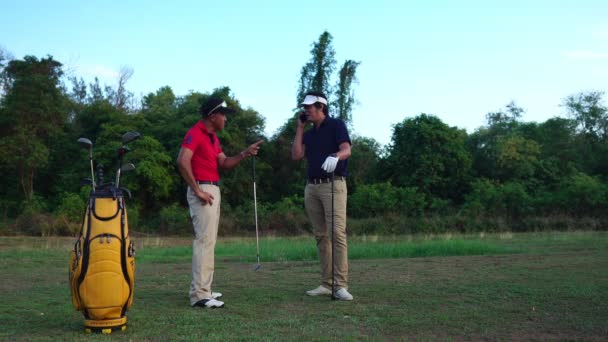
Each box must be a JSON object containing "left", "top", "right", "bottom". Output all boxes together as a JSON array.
[{"left": 1, "top": 0, "right": 607, "bottom": 146}]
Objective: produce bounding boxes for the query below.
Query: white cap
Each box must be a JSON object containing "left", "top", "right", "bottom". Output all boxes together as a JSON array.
[{"left": 301, "top": 95, "right": 328, "bottom": 106}]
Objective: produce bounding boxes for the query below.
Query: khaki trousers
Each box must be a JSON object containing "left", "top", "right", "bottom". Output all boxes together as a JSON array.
[
  {"left": 304, "top": 178, "right": 349, "bottom": 289},
  {"left": 187, "top": 184, "right": 221, "bottom": 305}
]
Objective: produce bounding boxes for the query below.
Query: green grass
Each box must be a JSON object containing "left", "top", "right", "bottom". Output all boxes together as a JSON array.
[
  {"left": 136, "top": 233, "right": 521, "bottom": 264},
  {"left": 1, "top": 231, "right": 607, "bottom": 340}
]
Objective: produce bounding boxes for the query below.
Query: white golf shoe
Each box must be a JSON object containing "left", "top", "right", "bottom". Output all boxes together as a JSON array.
[
  {"left": 212, "top": 292, "right": 222, "bottom": 299},
  {"left": 334, "top": 288, "right": 354, "bottom": 301},
  {"left": 193, "top": 298, "right": 225, "bottom": 308},
  {"left": 306, "top": 285, "right": 332, "bottom": 296}
]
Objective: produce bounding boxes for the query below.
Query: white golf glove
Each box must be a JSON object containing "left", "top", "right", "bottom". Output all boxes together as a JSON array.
[{"left": 321, "top": 155, "right": 339, "bottom": 173}]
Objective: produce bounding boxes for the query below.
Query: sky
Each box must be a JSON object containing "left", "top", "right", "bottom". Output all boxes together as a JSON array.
[{"left": 1, "top": 0, "right": 607, "bottom": 146}]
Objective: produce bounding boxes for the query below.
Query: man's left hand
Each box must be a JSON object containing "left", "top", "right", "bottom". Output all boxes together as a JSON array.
[
  {"left": 243, "top": 139, "right": 264, "bottom": 157},
  {"left": 321, "top": 155, "right": 339, "bottom": 173}
]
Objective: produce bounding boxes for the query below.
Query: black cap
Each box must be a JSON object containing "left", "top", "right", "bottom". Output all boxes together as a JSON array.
[{"left": 200, "top": 96, "right": 237, "bottom": 117}]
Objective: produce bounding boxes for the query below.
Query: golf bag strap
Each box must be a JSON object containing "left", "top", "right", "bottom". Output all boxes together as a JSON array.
[
  {"left": 77, "top": 206, "right": 93, "bottom": 286},
  {"left": 119, "top": 200, "right": 132, "bottom": 316}
]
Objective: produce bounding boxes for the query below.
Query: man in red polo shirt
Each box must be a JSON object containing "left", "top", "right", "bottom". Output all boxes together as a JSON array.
[{"left": 177, "top": 95, "right": 263, "bottom": 308}]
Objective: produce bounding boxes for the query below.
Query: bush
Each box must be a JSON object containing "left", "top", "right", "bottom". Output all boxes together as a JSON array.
[
  {"left": 501, "top": 182, "right": 533, "bottom": 219},
  {"left": 266, "top": 195, "right": 310, "bottom": 235},
  {"left": 222, "top": 200, "right": 271, "bottom": 236},
  {"left": 462, "top": 178, "right": 504, "bottom": 217},
  {"left": 159, "top": 203, "right": 191, "bottom": 235},
  {"left": 349, "top": 182, "right": 425, "bottom": 218},
  {"left": 13, "top": 212, "right": 78, "bottom": 236},
  {"left": 54, "top": 192, "right": 86, "bottom": 223},
  {"left": 557, "top": 172, "right": 607, "bottom": 215},
  {"left": 462, "top": 179, "right": 532, "bottom": 218},
  {"left": 13, "top": 195, "right": 48, "bottom": 235},
  {"left": 125, "top": 203, "right": 140, "bottom": 232}
]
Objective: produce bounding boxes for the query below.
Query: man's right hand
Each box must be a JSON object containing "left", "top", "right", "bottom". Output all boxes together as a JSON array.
[
  {"left": 297, "top": 112, "right": 308, "bottom": 129},
  {"left": 196, "top": 190, "right": 214, "bottom": 206}
]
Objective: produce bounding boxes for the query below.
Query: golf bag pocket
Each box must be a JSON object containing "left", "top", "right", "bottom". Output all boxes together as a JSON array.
[{"left": 69, "top": 191, "right": 135, "bottom": 327}]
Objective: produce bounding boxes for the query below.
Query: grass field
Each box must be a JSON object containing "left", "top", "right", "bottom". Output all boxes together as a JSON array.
[{"left": 1, "top": 232, "right": 607, "bottom": 341}]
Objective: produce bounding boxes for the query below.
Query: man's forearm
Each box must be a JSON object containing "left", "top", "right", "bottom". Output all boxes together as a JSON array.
[
  {"left": 219, "top": 152, "right": 246, "bottom": 170},
  {"left": 178, "top": 164, "right": 198, "bottom": 191},
  {"left": 291, "top": 127, "right": 304, "bottom": 160},
  {"left": 334, "top": 143, "right": 351, "bottom": 160}
]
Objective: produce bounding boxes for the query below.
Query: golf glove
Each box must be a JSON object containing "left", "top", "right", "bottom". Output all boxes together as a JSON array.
[{"left": 321, "top": 155, "right": 339, "bottom": 173}]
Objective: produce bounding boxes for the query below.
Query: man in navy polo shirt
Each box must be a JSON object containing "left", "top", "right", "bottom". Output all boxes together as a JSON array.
[
  {"left": 291, "top": 91, "right": 354, "bottom": 301},
  {"left": 177, "top": 95, "right": 263, "bottom": 308}
]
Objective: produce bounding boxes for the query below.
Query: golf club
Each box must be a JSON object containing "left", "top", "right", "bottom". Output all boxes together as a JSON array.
[
  {"left": 77, "top": 138, "right": 96, "bottom": 190},
  {"left": 331, "top": 172, "right": 337, "bottom": 300},
  {"left": 115, "top": 146, "right": 131, "bottom": 186},
  {"left": 122, "top": 131, "right": 141, "bottom": 145},
  {"left": 96, "top": 163, "right": 105, "bottom": 187},
  {"left": 116, "top": 163, "right": 135, "bottom": 189},
  {"left": 115, "top": 131, "right": 140, "bottom": 189},
  {"left": 252, "top": 156, "right": 262, "bottom": 271}
]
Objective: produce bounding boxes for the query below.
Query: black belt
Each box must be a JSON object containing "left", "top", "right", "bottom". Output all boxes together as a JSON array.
[
  {"left": 308, "top": 176, "right": 345, "bottom": 184},
  {"left": 197, "top": 180, "right": 219, "bottom": 186}
]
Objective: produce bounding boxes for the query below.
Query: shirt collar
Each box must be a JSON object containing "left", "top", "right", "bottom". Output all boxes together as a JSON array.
[
  {"left": 197, "top": 120, "right": 211, "bottom": 134},
  {"left": 316, "top": 116, "right": 329, "bottom": 129}
]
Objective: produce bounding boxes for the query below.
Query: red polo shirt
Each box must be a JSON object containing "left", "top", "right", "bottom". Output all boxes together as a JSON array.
[{"left": 181, "top": 121, "right": 223, "bottom": 181}]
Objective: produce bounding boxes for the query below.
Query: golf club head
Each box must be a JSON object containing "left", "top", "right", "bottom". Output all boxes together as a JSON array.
[
  {"left": 117, "top": 146, "right": 131, "bottom": 156},
  {"left": 252, "top": 263, "right": 262, "bottom": 271},
  {"left": 120, "top": 187, "right": 132, "bottom": 199},
  {"left": 77, "top": 137, "right": 93, "bottom": 149},
  {"left": 120, "top": 163, "right": 136, "bottom": 172},
  {"left": 122, "top": 131, "right": 141, "bottom": 145}
]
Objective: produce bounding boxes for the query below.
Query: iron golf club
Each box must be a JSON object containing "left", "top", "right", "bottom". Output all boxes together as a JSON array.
[
  {"left": 252, "top": 156, "right": 261, "bottom": 271},
  {"left": 115, "top": 146, "right": 131, "bottom": 186},
  {"left": 77, "top": 138, "right": 96, "bottom": 190},
  {"left": 116, "top": 163, "right": 135, "bottom": 189}
]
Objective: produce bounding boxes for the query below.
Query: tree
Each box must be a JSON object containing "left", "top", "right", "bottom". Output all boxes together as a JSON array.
[
  {"left": 563, "top": 91, "right": 608, "bottom": 140},
  {"left": 468, "top": 102, "right": 526, "bottom": 180},
  {"left": 335, "top": 60, "right": 360, "bottom": 123},
  {"left": 297, "top": 31, "right": 336, "bottom": 104},
  {"left": 296, "top": 31, "right": 360, "bottom": 124},
  {"left": 112, "top": 66, "right": 135, "bottom": 112},
  {"left": 495, "top": 135, "right": 541, "bottom": 181},
  {"left": 0, "top": 46, "right": 14, "bottom": 98},
  {"left": 383, "top": 114, "right": 472, "bottom": 203},
  {"left": 347, "top": 135, "right": 381, "bottom": 192},
  {"left": 486, "top": 100, "right": 523, "bottom": 130},
  {"left": 0, "top": 55, "right": 68, "bottom": 201},
  {"left": 563, "top": 91, "right": 608, "bottom": 175}
]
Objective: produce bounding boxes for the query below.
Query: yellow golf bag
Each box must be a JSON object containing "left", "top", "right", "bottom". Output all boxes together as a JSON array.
[{"left": 69, "top": 188, "right": 135, "bottom": 332}]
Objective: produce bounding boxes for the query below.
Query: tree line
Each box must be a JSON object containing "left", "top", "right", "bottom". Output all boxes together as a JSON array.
[{"left": 1, "top": 32, "right": 607, "bottom": 236}]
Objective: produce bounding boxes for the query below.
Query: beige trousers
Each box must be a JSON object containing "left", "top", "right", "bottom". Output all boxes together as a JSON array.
[
  {"left": 187, "top": 184, "right": 221, "bottom": 305},
  {"left": 304, "top": 178, "right": 349, "bottom": 289}
]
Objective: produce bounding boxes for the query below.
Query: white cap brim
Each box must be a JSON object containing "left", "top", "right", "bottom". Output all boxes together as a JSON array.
[{"left": 301, "top": 95, "right": 328, "bottom": 106}]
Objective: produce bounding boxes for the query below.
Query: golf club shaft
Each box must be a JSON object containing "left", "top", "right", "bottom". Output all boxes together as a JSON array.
[
  {"left": 115, "top": 169, "right": 121, "bottom": 188},
  {"left": 331, "top": 172, "right": 336, "bottom": 300},
  {"left": 253, "top": 157, "right": 260, "bottom": 264},
  {"left": 90, "top": 155, "right": 96, "bottom": 189}
]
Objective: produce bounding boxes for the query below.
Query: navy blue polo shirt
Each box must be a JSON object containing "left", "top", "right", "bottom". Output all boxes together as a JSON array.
[{"left": 302, "top": 116, "right": 351, "bottom": 179}]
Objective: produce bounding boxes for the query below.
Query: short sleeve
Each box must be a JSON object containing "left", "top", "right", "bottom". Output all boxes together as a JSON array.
[
  {"left": 181, "top": 130, "right": 200, "bottom": 152},
  {"left": 335, "top": 119, "right": 351, "bottom": 146}
]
